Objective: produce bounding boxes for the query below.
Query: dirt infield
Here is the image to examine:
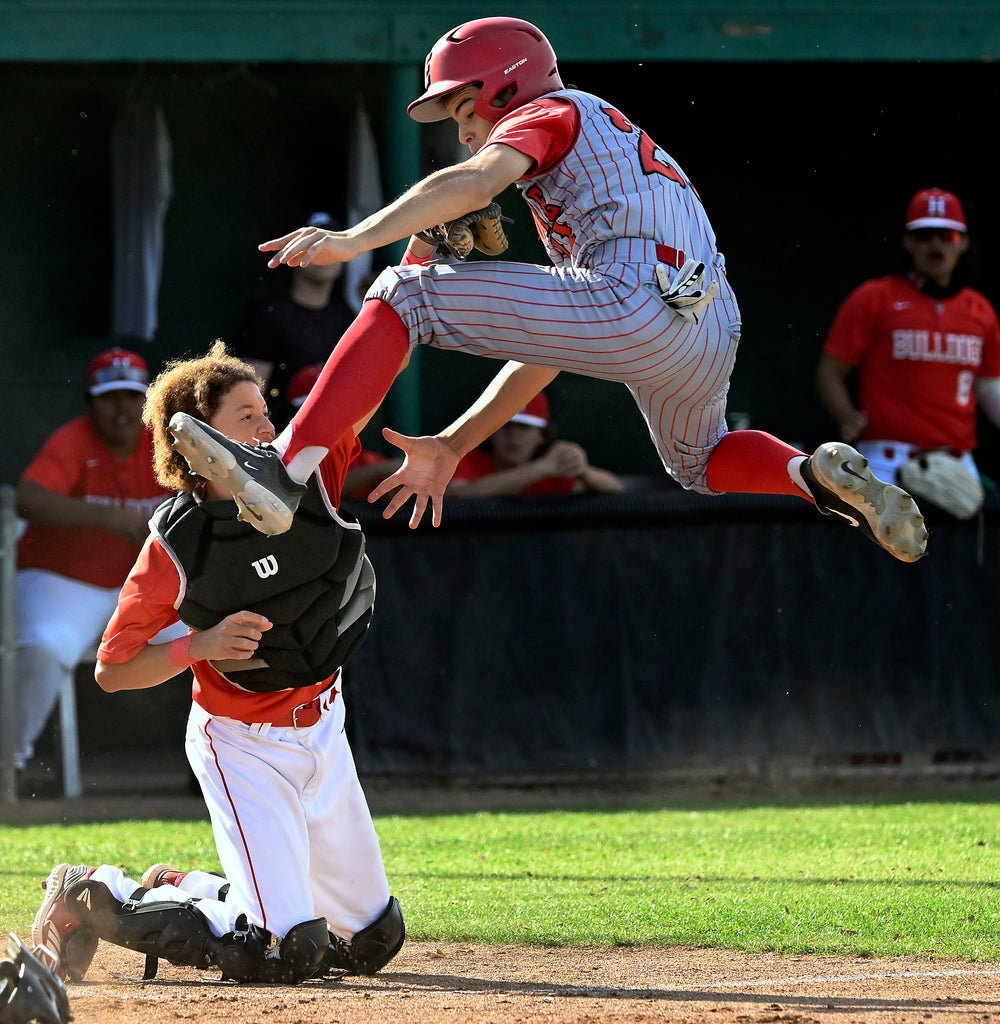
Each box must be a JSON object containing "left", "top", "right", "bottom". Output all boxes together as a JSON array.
[
  {"left": 12, "top": 779, "right": 1000, "bottom": 1023},
  {"left": 56, "top": 940, "right": 1000, "bottom": 1024}
]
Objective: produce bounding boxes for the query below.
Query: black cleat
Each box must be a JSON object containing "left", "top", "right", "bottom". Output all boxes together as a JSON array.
[
  {"left": 801, "top": 442, "right": 928, "bottom": 562},
  {"left": 168, "top": 413, "right": 306, "bottom": 537}
]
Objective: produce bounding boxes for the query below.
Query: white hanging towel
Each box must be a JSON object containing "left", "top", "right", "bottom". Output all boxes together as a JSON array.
[
  {"left": 111, "top": 101, "right": 173, "bottom": 341},
  {"left": 343, "top": 95, "right": 384, "bottom": 314}
]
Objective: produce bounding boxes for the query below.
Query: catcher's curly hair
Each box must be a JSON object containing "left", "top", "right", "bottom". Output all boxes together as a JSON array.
[{"left": 143, "top": 340, "right": 263, "bottom": 493}]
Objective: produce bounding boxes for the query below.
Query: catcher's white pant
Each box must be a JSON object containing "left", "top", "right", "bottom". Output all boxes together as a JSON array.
[
  {"left": 369, "top": 246, "right": 742, "bottom": 493},
  {"left": 185, "top": 694, "right": 390, "bottom": 940},
  {"left": 856, "top": 440, "right": 979, "bottom": 486},
  {"left": 89, "top": 864, "right": 244, "bottom": 937},
  {"left": 14, "top": 569, "right": 186, "bottom": 770}
]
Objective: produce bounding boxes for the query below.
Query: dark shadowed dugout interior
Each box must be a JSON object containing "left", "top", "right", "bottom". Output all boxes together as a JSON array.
[
  {"left": 2, "top": 2, "right": 998, "bottom": 483},
  {"left": 4, "top": 2, "right": 1000, "bottom": 791}
]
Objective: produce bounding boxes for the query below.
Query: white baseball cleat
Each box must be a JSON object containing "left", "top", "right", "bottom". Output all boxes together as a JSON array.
[
  {"left": 168, "top": 412, "right": 306, "bottom": 537},
  {"left": 801, "top": 442, "right": 928, "bottom": 563},
  {"left": 31, "top": 864, "right": 98, "bottom": 981}
]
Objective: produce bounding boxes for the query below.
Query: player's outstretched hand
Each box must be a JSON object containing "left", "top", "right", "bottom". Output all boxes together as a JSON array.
[
  {"left": 259, "top": 226, "right": 362, "bottom": 269},
  {"left": 368, "top": 428, "right": 462, "bottom": 529}
]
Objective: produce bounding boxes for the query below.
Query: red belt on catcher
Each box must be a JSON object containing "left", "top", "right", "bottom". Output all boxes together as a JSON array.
[{"left": 268, "top": 686, "right": 338, "bottom": 729}]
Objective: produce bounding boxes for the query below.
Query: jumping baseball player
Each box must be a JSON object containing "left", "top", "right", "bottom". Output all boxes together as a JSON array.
[
  {"left": 181, "top": 17, "right": 926, "bottom": 562},
  {"left": 32, "top": 343, "right": 404, "bottom": 985}
]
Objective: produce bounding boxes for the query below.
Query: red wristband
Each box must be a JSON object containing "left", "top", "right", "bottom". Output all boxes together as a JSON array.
[
  {"left": 168, "top": 635, "right": 193, "bottom": 668},
  {"left": 401, "top": 241, "right": 433, "bottom": 267}
]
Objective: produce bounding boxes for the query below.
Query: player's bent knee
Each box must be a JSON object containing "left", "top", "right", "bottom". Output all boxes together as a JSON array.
[{"left": 325, "top": 896, "right": 405, "bottom": 976}]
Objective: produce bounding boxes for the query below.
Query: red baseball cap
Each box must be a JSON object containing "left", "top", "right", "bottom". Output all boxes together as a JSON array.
[
  {"left": 287, "top": 363, "right": 324, "bottom": 408},
  {"left": 86, "top": 348, "right": 149, "bottom": 396},
  {"left": 509, "top": 392, "right": 549, "bottom": 428},
  {"left": 905, "top": 188, "right": 967, "bottom": 233}
]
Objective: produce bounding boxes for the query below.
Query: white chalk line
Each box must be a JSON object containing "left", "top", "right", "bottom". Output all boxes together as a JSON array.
[
  {"left": 706, "top": 967, "right": 1000, "bottom": 989},
  {"left": 93, "top": 966, "right": 1000, "bottom": 1001}
]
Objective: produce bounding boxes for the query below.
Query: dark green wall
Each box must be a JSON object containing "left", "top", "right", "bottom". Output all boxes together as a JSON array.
[{"left": 3, "top": 60, "right": 999, "bottom": 485}]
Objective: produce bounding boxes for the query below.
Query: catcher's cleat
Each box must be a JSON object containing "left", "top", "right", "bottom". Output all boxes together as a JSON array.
[
  {"left": 167, "top": 412, "right": 306, "bottom": 537},
  {"left": 801, "top": 442, "right": 928, "bottom": 563},
  {"left": 31, "top": 864, "right": 98, "bottom": 982},
  {"left": 140, "top": 864, "right": 186, "bottom": 889}
]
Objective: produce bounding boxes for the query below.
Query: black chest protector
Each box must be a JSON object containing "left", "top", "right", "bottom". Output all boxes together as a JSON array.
[{"left": 151, "top": 476, "right": 375, "bottom": 692}]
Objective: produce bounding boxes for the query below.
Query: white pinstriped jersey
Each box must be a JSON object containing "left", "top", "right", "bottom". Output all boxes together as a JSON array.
[
  {"left": 368, "top": 89, "right": 743, "bottom": 493},
  {"left": 514, "top": 90, "right": 720, "bottom": 272}
]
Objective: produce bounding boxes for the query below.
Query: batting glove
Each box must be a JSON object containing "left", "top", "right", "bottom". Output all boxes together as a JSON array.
[{"left": 656, "top": 258, "right": 720, "bottom": 325}]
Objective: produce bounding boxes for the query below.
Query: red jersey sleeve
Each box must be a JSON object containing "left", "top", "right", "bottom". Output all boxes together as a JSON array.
[
  {"left": 973, "top": 291, "right": 1000, "bottom": 378},
  {"left": 21, "top": 419, "right": 88, "bottom": 493},
  {"left": 453, "top": 448, "right": 495, "bottom": 481},
  {"left": 98, "top": 536, "right": 183, "bottom": 663},
  {"left": 822, "top": 280, "right": 882, "bottom": 366},
  {"left": 485, "top": 98, "right": 579, "bottom": 177}
]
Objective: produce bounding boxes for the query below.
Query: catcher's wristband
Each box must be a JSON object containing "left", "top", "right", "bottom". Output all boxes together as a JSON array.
[{"left": 168, "top": 634, "right": 194, "bottom": 668}]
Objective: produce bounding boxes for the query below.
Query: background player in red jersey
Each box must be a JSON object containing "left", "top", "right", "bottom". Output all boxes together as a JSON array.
[{"left": 817, "top": 188, "right": 1000, "bottom": 516}]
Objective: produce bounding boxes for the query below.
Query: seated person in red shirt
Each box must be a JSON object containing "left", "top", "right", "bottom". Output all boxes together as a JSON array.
[
  {"left": 14, "top": 347, "right": 182, "bottom": 780},
  {"left": 447, "top": 392, "right": 623, "bottom": 497}
]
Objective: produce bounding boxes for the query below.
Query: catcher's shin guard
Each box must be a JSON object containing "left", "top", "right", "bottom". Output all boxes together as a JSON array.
[
  {"left": 208, "top": 916, "right": 329, "bottom": 984},
  {"left": 247, "top": 918, "right": 329, "bottom": 985},
  {"left": 64, "top": 880, "right": 217, "bottom": 973},
  {"left": 323, "top": 896, "right": 405, "bottom": 976}
]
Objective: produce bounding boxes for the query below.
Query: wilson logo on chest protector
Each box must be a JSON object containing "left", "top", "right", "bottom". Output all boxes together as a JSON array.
[{"left": 251, "top": 555, "right": 278, "bottom": 579}]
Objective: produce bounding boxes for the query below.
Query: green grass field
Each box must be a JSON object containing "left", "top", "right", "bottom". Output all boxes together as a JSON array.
[{"left": 4, "top": 790, "right": 998, "bottom": 961}]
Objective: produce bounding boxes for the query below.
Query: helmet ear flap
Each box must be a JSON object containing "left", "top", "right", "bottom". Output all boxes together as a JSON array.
[{"left": 477, "top": 82, "right": 519, "bottom": 121}]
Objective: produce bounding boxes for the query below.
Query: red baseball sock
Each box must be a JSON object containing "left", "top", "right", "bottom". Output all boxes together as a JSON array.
[
  {"left": 284, "top": 299, "right": 410, "bottom": 461},
  {"left": 705, "top": 430, "right": 810, "bottom": 499}
]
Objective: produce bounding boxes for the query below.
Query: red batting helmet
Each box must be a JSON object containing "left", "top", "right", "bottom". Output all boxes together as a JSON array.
[{"left": 408, "top": 18, "right": 562, "bottom": 125}]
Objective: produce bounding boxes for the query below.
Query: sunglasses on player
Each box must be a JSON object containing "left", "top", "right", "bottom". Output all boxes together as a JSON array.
[
  {"left": 89, "top": 364, "right": 147, "bottom": 386},
  {"left": 907, "top": 228, "right": 964, "bottom": 244}
]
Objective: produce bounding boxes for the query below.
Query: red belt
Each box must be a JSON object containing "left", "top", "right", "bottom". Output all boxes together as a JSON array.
[
  {"left": 655, "top": 243, "right": 687, "bottom": 270},
  {"left": 267, "top": 687, "right": 337, "bottom": 729}
]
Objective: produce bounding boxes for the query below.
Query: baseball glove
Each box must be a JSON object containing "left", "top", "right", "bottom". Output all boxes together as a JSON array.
[
  {"left": 416, "top": 203, "right": 509, "bottom": 260},
  {"left": 896, "top": 449, "right": 985, "bottom": 520},
  {"left": 0, "top": 935, "right": 71, "bottom": 1024}
]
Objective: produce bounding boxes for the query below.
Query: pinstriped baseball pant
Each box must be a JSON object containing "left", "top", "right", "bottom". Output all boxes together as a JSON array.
[{"left": 369, "top": 256, "right": 742, "bottom": 493}]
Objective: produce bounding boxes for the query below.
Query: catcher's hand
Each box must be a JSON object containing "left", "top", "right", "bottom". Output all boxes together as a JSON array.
[
  {"left": 656, "top": 258, "right": 720, "bottom": 325},
  {"left": 0, "top": 934, "right": 72, "bottom": 1024},
  {"left": 416, "top": 203, "right": 510, "bottom": 261},
  {"left": 896, "top": 449, "right": 985, "bottom": 520}
]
